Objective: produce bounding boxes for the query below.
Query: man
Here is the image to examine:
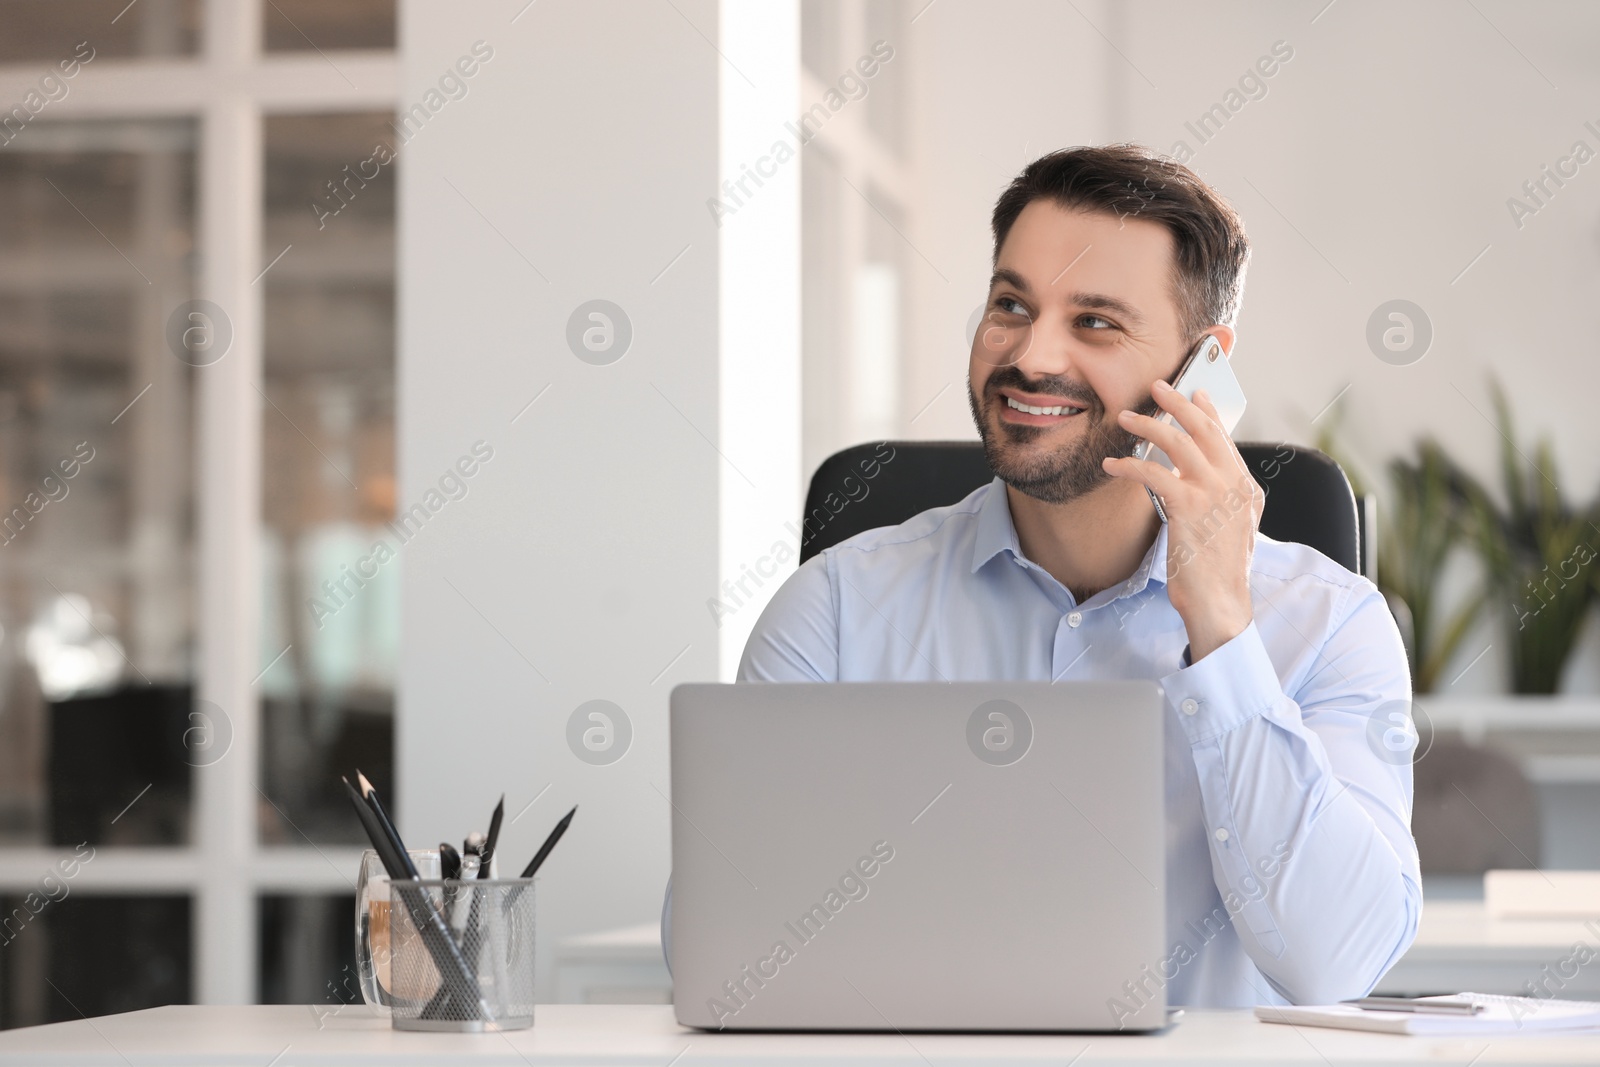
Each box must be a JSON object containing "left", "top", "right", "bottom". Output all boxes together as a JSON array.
[{"left": 735, "top": 144, "right": 1420, "bottom": 1009}]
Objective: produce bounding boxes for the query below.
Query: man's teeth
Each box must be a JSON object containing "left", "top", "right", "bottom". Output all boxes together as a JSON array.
[{"left": 1005, "top": 396, "right": 1081, "bottom": 416}]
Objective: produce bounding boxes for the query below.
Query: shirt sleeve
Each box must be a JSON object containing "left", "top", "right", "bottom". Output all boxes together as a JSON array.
[
  {"left": 736, "top": 552, "right": 841, "bottom": 682},
  {"left": 1160, "top": 583, "right": 1422, "bottom": 1005}
]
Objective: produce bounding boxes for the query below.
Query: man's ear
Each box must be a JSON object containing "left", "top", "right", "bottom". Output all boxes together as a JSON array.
[{"left": 1206, "top": 324, "right": 1237, "bottom": 358}]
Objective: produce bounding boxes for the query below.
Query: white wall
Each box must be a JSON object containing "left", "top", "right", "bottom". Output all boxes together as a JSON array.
[
  {"left": 397, "top": 0, "right": 800, "bottom": 999},
  {"left": 901, "top": 0, "right": 1115, "bottom": 442},
  {"left": 396, "top": 0, "right": 720, "bottom": 997},
  {"left": 900, "top": 0, "right": 1600, "bottom": 693}
]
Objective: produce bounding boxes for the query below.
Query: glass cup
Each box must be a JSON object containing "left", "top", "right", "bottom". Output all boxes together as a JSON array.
[
  {"left": 354, "top": 848, "right": 439, "bottom": 1012},
  {"left": 354, "top": 848, "right": 499, "bottom": 1011}
]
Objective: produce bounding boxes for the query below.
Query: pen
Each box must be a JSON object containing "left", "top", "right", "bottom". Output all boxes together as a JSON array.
[
  {"left": 440, "top": 842, "right": 462, "bottom": 882},
  {"left": 480, "top": 795, "right": 505, "bottom": 879},
  {"left": 1343, "top": 996, "right": 1484, "bottom": 1016},
  {"left": 440, "top": 842, "right": 462, "bottom": 928},
  {"left": 461, "top": 832, "right": 485, "bottom": 924},
  {"left": 463, "top": 830, "right": 485, "bottom": 873}
]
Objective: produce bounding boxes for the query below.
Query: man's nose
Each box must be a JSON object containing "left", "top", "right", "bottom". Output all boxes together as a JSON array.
[{"left": 1012, "top": 313, "right": 1077, "bottom": 379}]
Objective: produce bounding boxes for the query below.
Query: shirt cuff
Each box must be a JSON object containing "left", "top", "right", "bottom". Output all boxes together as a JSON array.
[{"left": 1162, "top": 620, "right": 1285, "bottom": 744}]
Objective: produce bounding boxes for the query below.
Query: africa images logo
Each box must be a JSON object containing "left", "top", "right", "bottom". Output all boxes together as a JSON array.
[{"left": 966, "top": 699, "right": 1033, "bottom": 766}]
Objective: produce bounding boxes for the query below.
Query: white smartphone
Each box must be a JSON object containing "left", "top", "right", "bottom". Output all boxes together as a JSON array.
[{"left": 1131, "top": 334, "right": 1247, "bottom": 523}]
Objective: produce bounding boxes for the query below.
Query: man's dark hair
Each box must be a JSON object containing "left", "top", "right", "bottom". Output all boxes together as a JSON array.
[{"left": 991, "top": 144, "right": 1250, "bottom": 343}]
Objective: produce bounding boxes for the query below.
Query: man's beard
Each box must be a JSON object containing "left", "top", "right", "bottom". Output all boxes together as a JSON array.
[{"left": 968, "top": 366, "right": 1159, "bottom": 505}]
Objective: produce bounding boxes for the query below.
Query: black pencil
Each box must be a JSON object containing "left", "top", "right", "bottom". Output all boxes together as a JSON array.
[
  {"left": 357, "top": 771, "right": 420, "bottom": 879},
  {"left": 351, "top": 770, "right": 488, "bottom": 1020},
  {"left": 520, "top": 805, "right": 577, "bottom": 878},
  {"left": 343, "top": 776, "right": 406, "bottom": 877}
]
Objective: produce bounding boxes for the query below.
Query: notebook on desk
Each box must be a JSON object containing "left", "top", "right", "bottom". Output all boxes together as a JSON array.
[{"left": 1257, "top": 994, "right": 1600, "bottom": 1036}]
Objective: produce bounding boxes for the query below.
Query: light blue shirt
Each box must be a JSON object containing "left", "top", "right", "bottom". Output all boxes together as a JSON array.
[{"left": 731, "top": 476, "right": 1421, "bottom": 1009}]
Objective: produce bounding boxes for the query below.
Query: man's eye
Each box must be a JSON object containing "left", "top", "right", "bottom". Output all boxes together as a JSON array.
[
  {"left": 1078, "top": 314, "right": 1115, "bottom": 330},
  {"left": 994, "top": 296, "right": 1029, "bottom": 317}
]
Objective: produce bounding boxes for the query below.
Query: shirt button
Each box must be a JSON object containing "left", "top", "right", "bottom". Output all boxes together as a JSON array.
[
  {"left": 1214, "top": 828, "right": 1230, "bottom": 843},
  {"left": 1180, "top": 698, "right": 1198, "bottom": 715},
  {"left": 1067, "top": 611, "right": 1083, "bottom": 628}
]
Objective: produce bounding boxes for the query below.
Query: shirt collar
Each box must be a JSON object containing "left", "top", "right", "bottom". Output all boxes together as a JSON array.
[
  {"left": 970, "top": 476, "right": 1171, "bottom": 594},
  {"left": 970, "top": 477, "right": 1021, "bottom": 574}
]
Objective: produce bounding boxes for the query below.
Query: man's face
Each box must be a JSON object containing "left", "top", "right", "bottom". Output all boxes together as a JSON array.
[{"left": 967, "top": 200, "right": 1193, "bottom": 505}]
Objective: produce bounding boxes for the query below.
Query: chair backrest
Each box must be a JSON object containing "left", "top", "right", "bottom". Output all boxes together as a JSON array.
[
  {"left": 1355, "top": 493, "right": 1378, "bottom": 582},
  {"left": 800, "top": 440, "right": 1363, "bottom": 574}
]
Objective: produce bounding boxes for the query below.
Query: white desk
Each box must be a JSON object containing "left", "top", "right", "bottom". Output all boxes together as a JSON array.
[{"left": 1, "top": 1004, "right": 1597, "bottom": 1065}]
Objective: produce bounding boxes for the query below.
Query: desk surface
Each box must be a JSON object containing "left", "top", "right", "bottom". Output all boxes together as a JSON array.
[{"left": 0, "top": 1004, "right": 1597, "bottom": 1065}]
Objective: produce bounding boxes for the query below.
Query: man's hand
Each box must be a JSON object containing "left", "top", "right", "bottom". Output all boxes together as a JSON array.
[{"left": 1101, "top": 379, "right": 1263, "bottom": 662}]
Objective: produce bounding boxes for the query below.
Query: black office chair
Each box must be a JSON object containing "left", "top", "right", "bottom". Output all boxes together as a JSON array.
[{"left": 800, "top": 440, "right": 1364, "bottom": 572}]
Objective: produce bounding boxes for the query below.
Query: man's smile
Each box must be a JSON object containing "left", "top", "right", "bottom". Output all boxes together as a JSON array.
[{"left": 996, "top": 387, "right": 1089, "bottom": 426}]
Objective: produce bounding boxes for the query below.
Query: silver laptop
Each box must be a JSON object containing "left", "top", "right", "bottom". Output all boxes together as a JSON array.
[{"left": 669, "top": 681, "right": 1168, "bottom": 1032}]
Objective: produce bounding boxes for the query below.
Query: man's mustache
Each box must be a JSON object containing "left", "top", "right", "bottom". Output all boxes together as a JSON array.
[{"left": 984, "top": 367, "right": 1104, "bottom": 417}]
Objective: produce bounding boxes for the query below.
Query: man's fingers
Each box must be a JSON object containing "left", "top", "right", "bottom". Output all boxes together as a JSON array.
[
  {"left": 1159, "top": 384, "right": 1230, "bottom": 465},
  {"left": 1191, "top": 388, "right": 1253, "bottom": 478},
  {"left": 1103, "top": 454, "right": 1185, "bottom": 499},
  {"left": 1119, "top": 407, "right": 1207, "bottom": 474}
]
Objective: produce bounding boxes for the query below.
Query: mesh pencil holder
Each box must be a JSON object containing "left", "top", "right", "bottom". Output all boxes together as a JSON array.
[{"left": 388, "top": 879, "right": 536, "bottom": 1032}]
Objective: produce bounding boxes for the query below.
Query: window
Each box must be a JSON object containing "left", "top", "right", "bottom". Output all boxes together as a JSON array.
[
  {"left": 800, "top": 0, "right": 911, "bottom": 477},
  {"left": 262, "top": 0, "right": 394, "bottom": 53},
  {"left": 0, "top": 0, "right": 201, "bottom": 63},
  {"left": 0, "top": 0, "right": 397, "bottom": 1021},
  {"left": 0, "top": 119, "right": 199, "bottom": 853}
]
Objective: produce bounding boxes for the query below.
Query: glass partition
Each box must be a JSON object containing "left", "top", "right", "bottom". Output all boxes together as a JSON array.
[{"left": 0, "top": 118, "right": 198, "bottom": 848}]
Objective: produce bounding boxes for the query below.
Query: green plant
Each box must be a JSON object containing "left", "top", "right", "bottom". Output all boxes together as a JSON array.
[
  {"left": 1464, "top": 382, "right": 1598, "bottom": 694},
  {"left": 1318, "top": 417, "right": 1483, "bottom": 693},
  {"left": 1380, "top": 441, "right": 1487, "bottom": 692}
]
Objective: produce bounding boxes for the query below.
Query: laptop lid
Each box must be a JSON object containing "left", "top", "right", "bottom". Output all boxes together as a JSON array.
[{"left": 669, "top": 681, "right": 1168, "bottom": 1032}]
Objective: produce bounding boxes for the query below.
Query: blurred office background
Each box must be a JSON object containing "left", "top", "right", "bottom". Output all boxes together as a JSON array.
[{"left": 0, "top": 0, "right": 1598, "bottom": 1025}]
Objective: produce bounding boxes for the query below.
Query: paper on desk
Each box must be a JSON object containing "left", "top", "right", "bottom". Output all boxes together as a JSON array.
[{"left": 1256, "top": 993, "right": 1600, "bottom": 1036}]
